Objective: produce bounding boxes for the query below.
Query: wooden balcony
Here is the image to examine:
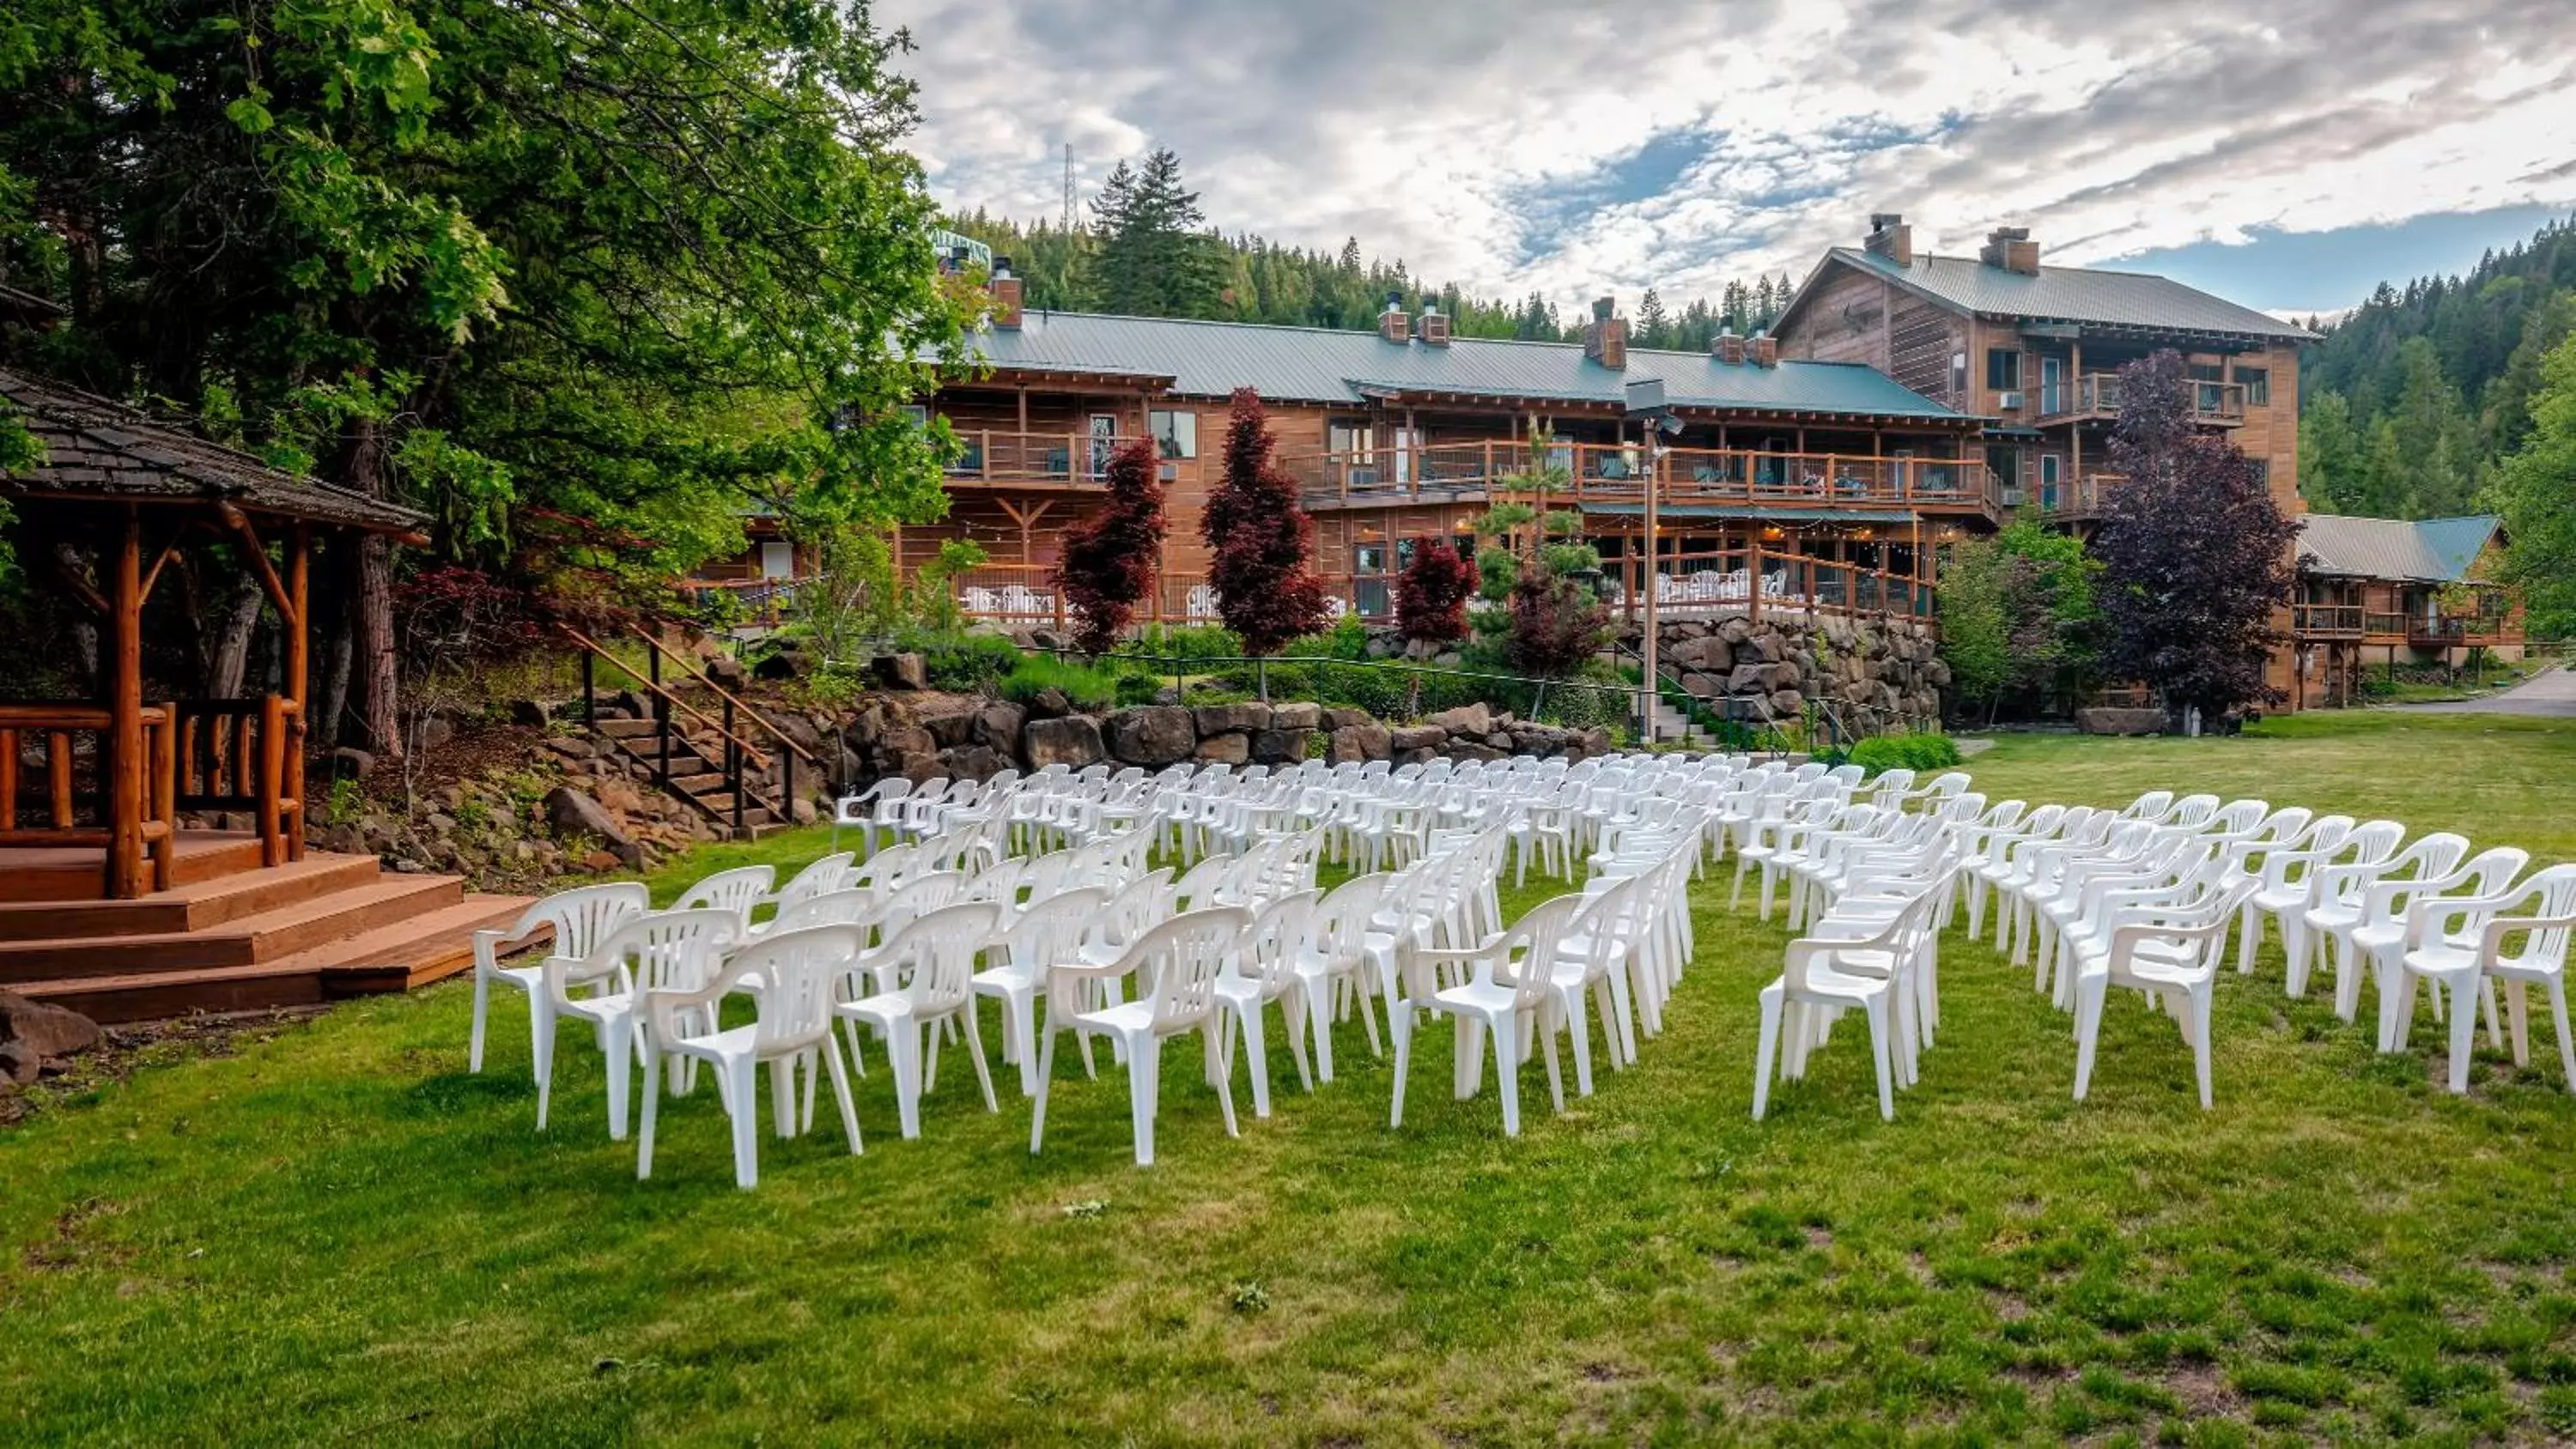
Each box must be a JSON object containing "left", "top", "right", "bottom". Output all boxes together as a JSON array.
[
  {"left": 2025, "top": 470, "right": 2124, "bottom": 522},
  {"left": 2293, "top": 603, "right": 2365, "bottom": 639},
  {"left": 2409, "top": 615, "right": 2524, "bottom": 650},
  {"left": 942, "top": 430, "right": 1118, "bottom": 488},
  {"left": 2038, "top": 373, "right": 2245, "bottom": 427},
  {"left": 1279, "top": 440, "right": 1998, "bottom": 519}
]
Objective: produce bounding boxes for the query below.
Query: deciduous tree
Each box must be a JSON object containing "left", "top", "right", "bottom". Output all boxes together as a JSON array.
[
  {"left": 1057, "top": 439, "right": 1165, "bottom": 654},
  {"left": 1394, "top": 537, "right": 1477, "bottom": 646},
  {"left": 1201, "top": 389, "right": 1327, "bottom": 654},
  {"left": 2093, "top": 352, "right": 2299, "bottom": 726},
  {"left": 2496, "top": 329, "right": 2576, "bottom": 637}
]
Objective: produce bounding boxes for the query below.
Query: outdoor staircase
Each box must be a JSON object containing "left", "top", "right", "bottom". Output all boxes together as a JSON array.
[
  {"left": 1649, "top": 697, "right": 1718, "bottom": 750},
  {"left": 563, "top": 622, "right": 817, "bottom": 844},
  {"left": 3, "top": 834, "right": 533, "bottom": 1024},
  {"left": 591, "top": 714, "right": 788, "bottom": 839}
]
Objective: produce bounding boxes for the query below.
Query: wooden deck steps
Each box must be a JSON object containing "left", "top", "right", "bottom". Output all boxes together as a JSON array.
[{"left": 0, "top": 836, "right": 538, "bottom": 1023}]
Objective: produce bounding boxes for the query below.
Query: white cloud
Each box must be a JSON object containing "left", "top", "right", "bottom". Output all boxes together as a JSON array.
[{"left": 880, "top": 0, "right": 2576, "bottom": 310}]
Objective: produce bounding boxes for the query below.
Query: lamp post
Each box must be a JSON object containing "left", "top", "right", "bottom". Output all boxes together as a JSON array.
[{"left": 1625, "top": 379, "right": 1678, "bottom": 745}]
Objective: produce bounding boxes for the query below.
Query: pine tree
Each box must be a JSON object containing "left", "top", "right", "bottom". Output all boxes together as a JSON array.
[
  {"left": 1636, "top": 288, "right": 1671, "bottom": 349},
  {"left": 1091, "top": 148, "right": 1225, "bottom": 318},
  {"left": 2496, "top": 329, "right": 2576, "bottom": 635},
  {"left": 1721, "top": 279, "right": 1750, "bottom": 332},
  {"left": 2297, "top": 391, "right": 2366, "bottom": 512}
]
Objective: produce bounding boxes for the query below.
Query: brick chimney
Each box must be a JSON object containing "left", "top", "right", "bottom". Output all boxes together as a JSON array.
[
  {"left": 1864, "top": 212, "right": 1913, "bottom": 268},
  {"left": 1750, "top": 330, "right": 1779, "bottom": 368},
  {"left": 1583, "top": 295, "right": 1627, "bottom": 370},
  {"left": 989, "top": 256, "right": 1024, "bottom": 329},
  {"left": 1377, "top": 289, "right": 1410, "bottom": 345},
  {"left": 1715, "top": 326, "right": 1746, "bottom": 365},
  {"left": 1417, "top": 304, "right": 1450, "bottom": 346},
  {"left": 1980, "top": 227, "right": 2040, "bottom": 276}
]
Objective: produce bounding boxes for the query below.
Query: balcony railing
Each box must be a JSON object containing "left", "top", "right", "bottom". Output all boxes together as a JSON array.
[
  {"left": 2026, "top": 470, "right": 2124, "bottom": 519},
  {"left": 2040, "top": 373, "right": 2245, "bottom": 427},
  {"left": 1279, "top": 440, "right": 1996, "bottom": 516},
  {"left": 942, "top": 430, "right": 1120, "bottom": 486},
  {"left": 2411, "top": 615, "right": 2524, "bottom": 648},
  {"left": 2293, "top": 603, "right": 2365, "bottom": 638},
  {"left": 2363, "top": 612, "right": 2411, "bottom": 640}
]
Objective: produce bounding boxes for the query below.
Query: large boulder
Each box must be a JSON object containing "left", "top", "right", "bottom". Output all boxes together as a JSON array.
[
  {"left": 541, "top": 785, "right": 641, "bottom": 867},
  {"left": 1024, "top": 714, "right": 1105, "bottom": 769},
  {"left": 915, "top": 700, "right": 978, "bottom": 749},
  {"left": 939, "top": 744, "right": 1007, "bottom": 781},
  {"left": 871, "top": 652, "right": 927, "bottom": 691},
  {"left": 1106, "top": 706, "right": 1196, "bottom": 767},
  {"left": 0, "top": 989, "right": 102, "bottom": 1067},
  {"left": 1389, "top": 724, "right": 1449, "bottom": 753},
  {"left": 969, "top": 701, "right": 1027, "bottom": 755},
  {"left": 1728, "top": 662, "right": 1801, "bottom": 695},
  {"left": 1323, "top": 707, "right": 1376, "bottom": 731},
  {"left": 1194, "top": 732, "right": 1251, "bottom": 765},
  {"left": 1425, "top": 702, "right": 1492, "bottom": 737},
  {"left": 1270, "top": 701, "right": 1324, "bottom": 731},
  {"left": 1193, "top": 702, "right": 1272, "bottom": 736},
  {"left": 1327, "top": 722, "right": 1391, "bottom": 764},
  {"left": 1670, "top": 635, "right": 1733, "bottom": 672},
  {"left": 2075, "top": 706, "right": 2169, "bottom": 737},
  {"left": 1249, "top": 728, "right": 1309, "bottom": 764}
]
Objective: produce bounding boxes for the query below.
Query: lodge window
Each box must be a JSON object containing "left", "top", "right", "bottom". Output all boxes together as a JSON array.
[
  {"left": 1985, "top": 349, "right": 2021, "bottom": 391},
  {"left": 1327, "top": 419, "right": 1373, "bottom": 459},
  {"left": 2188, "top": 362, "right": 2225, "bottom": 383},
  {"left": 1355, "top": 542, "right": 1388, "bottom": 575},
  {"left": 2237, "top": 367, "right": 2270, "bottom": 406},
  {"left": 1148, "top": 409, "right": 1197, "bottom": 460}
]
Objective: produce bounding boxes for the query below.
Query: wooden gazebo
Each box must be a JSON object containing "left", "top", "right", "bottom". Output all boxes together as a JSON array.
[{"left": 0, "top": 367, "right": 427, "bottom": 899}]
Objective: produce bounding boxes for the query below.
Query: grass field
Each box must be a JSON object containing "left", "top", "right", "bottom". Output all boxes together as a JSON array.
[{"left": 8, "top": 711, "right": 2576, "bottom": 1445}]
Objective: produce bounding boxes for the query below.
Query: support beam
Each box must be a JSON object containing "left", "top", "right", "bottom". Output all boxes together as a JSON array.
[
  {"left": 217, "top": 504, "right": 298, "bottom": 624},
  {"left": 109, "top": 508, "right": 144, "bottom": 899},
  {"left": 285, "top": 527, "right": 311, "bottom": 862}
]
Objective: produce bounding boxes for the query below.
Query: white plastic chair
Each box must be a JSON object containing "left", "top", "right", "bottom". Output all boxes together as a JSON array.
[
  {"left": 2464, "top": 865, "right": 2576, "bottom": 1093},
  {"left": 1753, "top": 892, "right": 1937, "bottom": 1122},
  {"left": 836, "top": 778, "right": 910, "bottom": 855},
  {"left": 834, "top": 900, "right": 1003, "bottom": 1139},
  {"left": 972, "top": 887, "right": 1109, "bottom": 1096},
  {"left": 1390, "top": 893, "right": 1586, "bottom": 1137},
  {"left": 537, "top": 908, "right": 741, "bottom": 1139},
  {"left": 1030, "top": 907, "right": 1251, "bottom": 1166},
  {"left": 1214, "top": 889, "right": 1323, "bottom": 1119},
  {"left": 469, "top": 882, "right": 649, "bottom": 1074},
  {"left": 674, "top": 864, "right": 777, "bottom": 930},
  {"left": 2069, "top": 880, "right": 2255, "bottom": 1110},
  {"left": 637, "top": 925, "right": 866, "bottom": 1188}
]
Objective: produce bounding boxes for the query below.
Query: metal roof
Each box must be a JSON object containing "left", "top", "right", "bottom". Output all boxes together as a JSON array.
[
  {"left": 1817, "top": 247, "right": 2318, "bottom": 344},
  {"left": 2297, "top": 513, "right": 2501, "bottom": 583},
  {"left": 0, "top": 368, "right": 429, "bottom": 532},
  {"left": 936, "top": 311, "right": 1970, "bottom": 421}
]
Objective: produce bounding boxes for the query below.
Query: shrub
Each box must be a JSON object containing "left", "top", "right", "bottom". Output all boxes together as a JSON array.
[
  {"left": 893, "top": 628, "right": 1024, "bottom": 692},
  {"left": 1504, "top": 563, "right": 1611, "bottom": 678},
  {"left": 999, "top": 656, "right": 1119, "bottom": 712},
  {"left": 1056, "top": 438, "right": 1164, "bottom": 653},
  {"left": 1202, "top": 390, "right": 1328, "bottom": 654},
  {"left": 1394, "top": 537, "right": 1477, "bottom": 645},
  {"left": 1122, "top": 623, "right": 1242, "bottom": 666},
  {"left": 1847, "top": 731, "right": 1964, "bottom": 777}
]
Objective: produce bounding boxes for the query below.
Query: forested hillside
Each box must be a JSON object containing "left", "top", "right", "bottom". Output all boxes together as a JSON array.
[
  {"left": 2298, "top": 216, "right": 2576, "bottom": 518},
  {"left": 944, "top": 149, "right": 1797, "bottom": 347}
]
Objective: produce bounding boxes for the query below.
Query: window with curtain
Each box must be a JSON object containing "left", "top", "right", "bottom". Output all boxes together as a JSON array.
[{"left": 1148, "top": 409, "right": 1197, "bottom": 460}]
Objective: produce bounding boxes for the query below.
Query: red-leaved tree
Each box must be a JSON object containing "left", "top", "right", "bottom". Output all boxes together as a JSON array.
[
  {"left": 1504, "top": 562, "right": 1610, "bottom": 677},
  {"left": 1202, "top": 389, "right": 1327, "bottom": 653},
  {"left": 2093, "top": 350, "right": 2299, "bottom": 726},
  {"left": 1395, "top": 537, "right": 1477, "bottom": 645},
  {"left": 1055, "top": 437, "right": 1165, "bottom": 653}
]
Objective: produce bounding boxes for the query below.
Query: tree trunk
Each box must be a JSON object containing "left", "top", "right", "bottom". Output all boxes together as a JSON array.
[
  {"left": 325, "top": 421, "right": 403, "bottom": 759},
  {"left": 51, "top": 543, "right": 101, "bottom": 688}
]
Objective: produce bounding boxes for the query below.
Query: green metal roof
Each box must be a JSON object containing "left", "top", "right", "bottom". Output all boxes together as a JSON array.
[
  {"left": 2298, "top": 513, "right": 2501, "bottom": 582},
  {"left": 935, "top": 311, "right": 1969, "bottom": 421},
  {"left": 1815, "top": 248, "right": 2318, "bottom": 344},
  {"left": 1579, "top": 503, "right": 1920, "bottom": 524}
]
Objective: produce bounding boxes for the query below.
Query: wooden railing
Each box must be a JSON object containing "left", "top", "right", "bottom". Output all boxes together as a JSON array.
[
  {"left": 1279, "top": 440, "right": 1997, "bottom": 515},
  {"left": 2363, "top": 612, "right": 2411, "bottom": 640},
  {"left": 1602, "top": 545, "right": 1935, "bottom": 624},
  {"left": 2293, "top": 603, "right": 2365, "bottom": 638},
  {"left": 2412, "top": 615, "right": 2525, "bottom": 648},
  {"left": 2043, "top": 373, "right": 2245, "bottom": 427},
  {"left": 0, "top": 702, "right": 180, "bottom": 892},
  {"left": 565, "top": 625, "right": 819, "bottom": 837},
  {"left": 944, "top": 430, "right": 1119, "bottom": 486},
  {"left": 2027, "top": 471, "right": 2123, "bottom": 519},
  {"left": 171, "top": 697, "right": 301, "bottom": 865}
]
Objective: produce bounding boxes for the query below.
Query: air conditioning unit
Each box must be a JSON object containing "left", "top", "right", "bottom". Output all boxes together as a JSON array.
[
  {"left": 1158, "top": 463, "right": 1179, "bottom": 482},
  {"left": 2000, "top": 487, "right": 2026, "bottom": 506},
  {"left": 1996, "top": 390, "right": 2026, "bottom": 411}
]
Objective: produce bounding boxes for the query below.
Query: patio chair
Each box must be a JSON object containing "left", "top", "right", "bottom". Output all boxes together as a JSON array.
[
  {"left": 637, "top": 925, "right": 866, "bottom": 1189},
  {"left": 470, "top": 882, "right": 650, "bottom": 1075},
  {"left": 1030, "top": 907, "right": 1253, "bottom": 1166}
]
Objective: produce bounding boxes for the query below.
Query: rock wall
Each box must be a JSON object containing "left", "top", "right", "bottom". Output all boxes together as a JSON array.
[
  {"left": 1649, "top": 613, "right": 1947, "bottom": 725},
  {"left": 841, "top": 692, "right": 1611, "bottom": 785}
]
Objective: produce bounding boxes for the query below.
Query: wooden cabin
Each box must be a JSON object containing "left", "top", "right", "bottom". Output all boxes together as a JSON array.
[
  {"left": 2291, "top": 514, "right": 2523, "bottom": 707},
  {"left": 900, "top": 280, "right": 1994, "bottom": 631},
  {"left": 0, "top": 369, "right": 532, "bottom": 1022}
]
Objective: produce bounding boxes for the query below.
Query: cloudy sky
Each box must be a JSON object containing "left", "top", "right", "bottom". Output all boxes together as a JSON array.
[{"left": 879, "top": 0, "right": 2576, "bottom": 318}]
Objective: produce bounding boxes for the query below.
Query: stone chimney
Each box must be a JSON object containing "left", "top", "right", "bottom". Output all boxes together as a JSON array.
[
  {"left": 1417, "top": 304, "right": 1450, "bottom": 346},
  {"left": 1750, "top": 330, "right": 1779, "bottom": 368},
  {"left": 989, "top": 256, "right": 1024, "bottom": 329},
  {"left": 1980, "top": 227, "right": 2040, "bottom": 275},
  {"left": 1864, "top": 212, "right": 1913, "bottom": 268},
  {"left": 1715, "top": 326, "right": 1746, "bottom": 365},
  {"left": 1583, "top": 295, "right": 1627, "bottom": 370},
  {"left": 1377, "top": 289, "right": 1410, "bottom": 345}
]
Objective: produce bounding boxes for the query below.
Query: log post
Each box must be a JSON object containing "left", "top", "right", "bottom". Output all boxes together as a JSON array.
[
  {"left": 109, "top": 507, "right": 145, "bottom": 897},
  {"left": 286, "top": 528, "right": 310, "bottom": 860}
]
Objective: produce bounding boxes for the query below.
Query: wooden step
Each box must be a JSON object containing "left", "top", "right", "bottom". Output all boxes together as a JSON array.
[
  {"left": 0, "top": 832, "right": 270, "bottom": 904},
  {"left": 0, "top": 874, "right": 464, "bottom": 983},
  {"left": 0, "top": 852, "right": 383, "bottom": 943},
  {"left": 15, "top": 894, "right": 532, "bottom": 1025}
]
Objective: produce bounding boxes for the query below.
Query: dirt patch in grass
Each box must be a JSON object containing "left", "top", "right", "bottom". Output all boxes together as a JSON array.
[
  {"left": 0, "top": 1007, "right": 325, "bottom": 1129},
  {"left": 2162, "top": 1362, "right": 2245, "bottom": 1421}
]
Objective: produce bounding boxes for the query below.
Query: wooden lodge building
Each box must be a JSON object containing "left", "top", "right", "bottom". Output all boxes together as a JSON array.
[
  {"left": 898, "top": 266, "right": 1993, "bottom": 627},
  {"left": 2290, "top": 514, "right": 2523, "bottom": 707},
  {"left": 1771, "top": 215, "right": 2312, "bottom": 529}
]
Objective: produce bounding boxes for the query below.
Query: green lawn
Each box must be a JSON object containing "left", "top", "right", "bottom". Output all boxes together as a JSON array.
[{"left": 9, "top": 712, "right": 2576, "bottom": 1445}]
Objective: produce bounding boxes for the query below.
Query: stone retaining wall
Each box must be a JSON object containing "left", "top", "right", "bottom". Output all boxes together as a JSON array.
[{"left": 1648, "top": 613, "right": 1947, "bottom": 725}]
